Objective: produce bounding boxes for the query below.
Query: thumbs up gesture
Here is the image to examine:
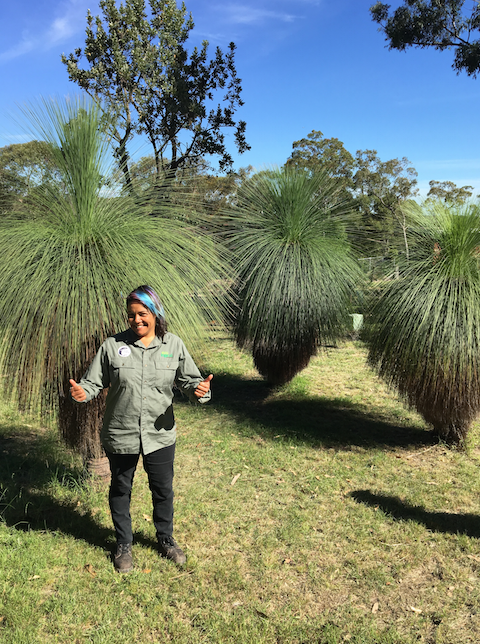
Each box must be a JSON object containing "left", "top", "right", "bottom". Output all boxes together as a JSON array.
[
  {"left": 69, "top": 379, "right": 87, "bottom": 402},
  {"left": 194, "top": 374, "right": 213, "bottom": 398}
]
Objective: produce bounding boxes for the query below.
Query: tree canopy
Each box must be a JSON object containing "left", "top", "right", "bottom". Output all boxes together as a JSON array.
[
  {"left": 427, "top": 179, "right": 474, "bottom": 203},
  {"left": 0, "top": 141, "right": 59, "bottom": 213},
  {"left": 61, "top": 0, "right": 249, "bottom": 191},
  {"left": 370, "top": 0, "right": 480, "bottom": 77},
  {"left": 285, "top": 131, "right": 419, "bottom": 259},
  {"left": 286, "top": 130, "right": 355, "bottom": 186},
  {"left": 353, "top": 149, "right": 418, "bottom": 258}
]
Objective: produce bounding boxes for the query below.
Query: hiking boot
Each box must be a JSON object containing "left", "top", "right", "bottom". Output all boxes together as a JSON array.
[
  {"left": 114, "top": 542, "right": 133, "bottom": 573},
  {"left": 158, "top": 536, "right": 186, "bottom": 566}
]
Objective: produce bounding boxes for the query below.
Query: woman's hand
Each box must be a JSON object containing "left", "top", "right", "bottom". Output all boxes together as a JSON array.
[
  {"left": 69, "top": 379, "right": 87, "bottom": 402},
  {"left": 194, "top": 374, "right": 213, "bottom": 398}
]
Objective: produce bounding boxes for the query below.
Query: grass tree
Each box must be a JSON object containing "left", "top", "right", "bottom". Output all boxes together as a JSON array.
[
  {"left": 227, "top": 166, "right": 363, "bottom": 385},
  {"left": 0, "top": 97, "right": 228, "bottom": 464},
  {"left": 366, "top": 201, "right": 480, "bottom": 445}
]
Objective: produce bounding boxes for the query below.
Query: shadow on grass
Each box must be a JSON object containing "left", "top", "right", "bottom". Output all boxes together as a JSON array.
[
  {"left": 350, "top": 490, "right": 480, "bottom": 538},
  {"left": 182, "top": 372, "right": 434, "bottom": 450},
  {"left": 0, "top": 423, "right": 114, "bottom": 548}
]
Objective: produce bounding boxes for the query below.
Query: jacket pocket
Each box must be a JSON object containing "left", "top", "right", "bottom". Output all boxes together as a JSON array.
[
  {"left": 155, "top": 359, "right": 178, "bottom": 387},
  {"left": 109, "top": 358, "right": 136, "bottom": 387}
]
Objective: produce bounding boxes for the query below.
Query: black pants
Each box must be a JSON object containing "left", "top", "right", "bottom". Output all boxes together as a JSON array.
[{"left": 106, "top": 443, "right": 175, "bottom": 544}]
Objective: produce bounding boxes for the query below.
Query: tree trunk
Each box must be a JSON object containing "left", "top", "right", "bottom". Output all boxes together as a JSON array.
[
  {"left": 86, "top": 454, "right": 111, "bottom": 480},
  {"left": 433, "top": 422, "right": 469, "bottom": 448},
  {"left": 58, "top": 387, "right": 107, "bottom": 462}
]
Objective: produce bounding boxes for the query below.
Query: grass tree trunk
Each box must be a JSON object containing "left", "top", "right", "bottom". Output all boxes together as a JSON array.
[
  {"left": 434, "top": 423, "right": 469, "bottom": 445},
  {"left": 58, "top": 389, "right": 109, "bottom": 474}
]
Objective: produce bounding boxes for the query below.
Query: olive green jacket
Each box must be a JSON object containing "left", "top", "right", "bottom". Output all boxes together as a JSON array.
[{"left": 77, "top": 329, "right": 210, "bottom": 455}]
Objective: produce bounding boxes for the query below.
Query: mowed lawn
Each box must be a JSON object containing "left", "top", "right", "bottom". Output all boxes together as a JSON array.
[{"left": 1, "top": 335, "right": 480, "bottom": 644}]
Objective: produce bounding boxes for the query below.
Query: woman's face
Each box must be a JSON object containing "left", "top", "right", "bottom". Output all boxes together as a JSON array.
[{"left": 127, "top": 302, "right": 156, "bottom": 341}]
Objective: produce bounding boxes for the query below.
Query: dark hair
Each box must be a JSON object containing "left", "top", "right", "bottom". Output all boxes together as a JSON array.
[{"left": 126, "top": 285, "right": 168, "bottom": 338}]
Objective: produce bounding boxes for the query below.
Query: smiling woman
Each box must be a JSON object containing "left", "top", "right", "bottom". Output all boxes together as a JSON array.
[
  {"left": 128, "top": 302, "right": 157, "bottom": 341},
  {"left": 70, "top": 285, "right": 213, "bottom": 573}
]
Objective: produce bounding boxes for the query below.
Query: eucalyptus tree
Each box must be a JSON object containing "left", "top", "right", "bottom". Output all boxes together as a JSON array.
[
  {"left": 286, "top": 130, "right": 355, "bottom": 188},
  {"left": 370, "top": 0, "right": 480, "bottom": 77},
  {"left": 227, "top": 166, "right": 363, "bottom": 385},
  {"left": 427, "top": 180, "right": 474, "bottom": 204},
  {"left": 353, "top": 150, "right": 419, "bottom": 261},
  {"left": 366, "top": 201, "right": 480, "bottom": 445},
  {"left": 0, "top": 140, "right": 59, "bottom": 214},
  {"left": 284, "top": 131, "right": 419, "bottom": 260},
  {"left": 0, "top": 97, "right": 228, "bottom": 462}
]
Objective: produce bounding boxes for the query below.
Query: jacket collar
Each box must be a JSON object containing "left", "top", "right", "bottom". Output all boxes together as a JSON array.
[{"left": 125, "top": 328, "right": 165, "bottom": 348}]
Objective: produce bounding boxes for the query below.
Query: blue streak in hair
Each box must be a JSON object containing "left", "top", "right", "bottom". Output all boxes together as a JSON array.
[{"left": 135, "top": 292, "right": 165, "bottom": 319}]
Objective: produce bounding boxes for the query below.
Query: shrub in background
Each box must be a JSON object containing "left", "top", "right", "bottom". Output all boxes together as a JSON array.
[
  {"left": 366, "top": 201, "right": 480, "bottom": 445},
  {"left": 227, "top": 166, "right": 363, "bottom": 385}
]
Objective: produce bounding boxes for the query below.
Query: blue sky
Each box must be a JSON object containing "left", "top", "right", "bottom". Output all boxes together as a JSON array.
[{"left": 1, "top": 0, "right": 479, "bottom": 197}]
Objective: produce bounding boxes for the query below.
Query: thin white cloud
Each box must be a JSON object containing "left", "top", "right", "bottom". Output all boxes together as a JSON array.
[
  {"left": 47, "top": 15, "right": 78, "bottom": 45},
  {"left": 0, "top": 33, "right": 36, "bottom": 63},
  {"left": 219, "top": 4, "right": 296, "bottom": 25},
  {"left": 191, "top": 2, "right": 302, "bottom": 47},
  {"left": 0, "top": 0, "right": 87, "bottom": 64}
]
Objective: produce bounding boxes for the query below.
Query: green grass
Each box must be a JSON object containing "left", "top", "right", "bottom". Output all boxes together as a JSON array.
[{"left": 1, "top": 337, "right": 480, "bottom": 643}]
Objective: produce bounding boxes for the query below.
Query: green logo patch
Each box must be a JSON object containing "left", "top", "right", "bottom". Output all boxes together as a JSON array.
[{"left": 161, "top": 352, "right": 173, "bottom": 358}]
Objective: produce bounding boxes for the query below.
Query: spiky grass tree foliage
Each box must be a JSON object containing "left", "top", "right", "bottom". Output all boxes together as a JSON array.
[
  {"left": 227, "top": 167, "right": 363, "bottom": 385},
  {"left": 0, "top": 97, "right": 228, "bottom": 460},
  {"left": 366, "top": 201, "right": 480, "bottom": 445}
]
